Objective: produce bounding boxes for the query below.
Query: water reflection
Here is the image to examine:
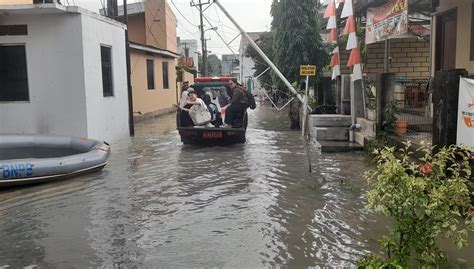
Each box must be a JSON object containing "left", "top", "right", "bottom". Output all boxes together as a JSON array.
[{"left": 0, "top": 105, "right": 472, "bottom": 268}]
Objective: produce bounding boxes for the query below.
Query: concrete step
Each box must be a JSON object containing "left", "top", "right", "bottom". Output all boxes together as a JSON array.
[
  {"left": 356, "top": 117, "right": 376, "bottom": 137},
  {"left": 315, "top": 127, "right": 349, "bottom": 141},
  {"left": 311, "top": 114, "right": 352, "bottom": 127},
  {"left": 354, "top": 131, "right": 374, "bottom": 147},
  {"left": 318, "top": 140, "right": 363, "bottom": 153}
]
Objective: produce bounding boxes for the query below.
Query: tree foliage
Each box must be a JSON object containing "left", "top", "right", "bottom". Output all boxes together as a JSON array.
[
  {"left": 359, "top": 142, "right": 474, "bottom": 268},
  {"left": 245, "top": 32, "right": 274, "bottom": 90},
  {"left": 270, "top": 0, "right": 329, "bottom": 88},
  {"left": 198, "top": 54, "right": 222, "bottom": 77}
]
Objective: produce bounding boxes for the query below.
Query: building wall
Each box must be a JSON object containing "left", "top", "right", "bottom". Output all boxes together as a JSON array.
[
  {"left": 127, "top": 14, "right": 146, "bottom": 44},
  {"left": 431, "top": 0, "right": 474, "bottom": 75},
  {"left": 240, "top": 56, "right": 256, "bottom": 81},
  {"left": 81, "top": 13, "right": 129, "bottom": 143},
  {"left": 339, "top": 37, "right": 431, "bottom": 78},
  {"left": 164, "top": 1, "right": 177, "bottom": 52},
  {"left": 0, "top": 14, "right": 88, "bottom": 137},
  {"left": 130, "top": 50, "right": 178, "bottom": 115},
  {"left": 222, "top": 54, "right": 240, "bottom": 80},
  {"left": 0, "top": 0, "right": 33, "bottom": 4},
  {"left": 178, "top": 39, "right": 199, "bottom": 71},
  {"left": 144, "top": 0, "right": 177, "bottom": 52}
]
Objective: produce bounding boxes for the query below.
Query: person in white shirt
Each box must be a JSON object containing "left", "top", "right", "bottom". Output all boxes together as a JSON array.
[{"left": 182, "top": 91, "right": 213, "bottom": 127}]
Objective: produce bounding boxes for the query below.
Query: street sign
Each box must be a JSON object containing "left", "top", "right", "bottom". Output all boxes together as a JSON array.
[{"left": 300, "top": 65, "right": 316, "bottom": 76}]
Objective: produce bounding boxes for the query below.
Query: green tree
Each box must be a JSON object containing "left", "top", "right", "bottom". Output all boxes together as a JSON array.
[
  {"left": 198, "top": 54, "right": 222, "bottom": 77},
  {"left": 270, "top": 0, "right": 329, "bottom": 89},
  {"left": 245, "top": 32, "right": 274, "bottom": 91}
]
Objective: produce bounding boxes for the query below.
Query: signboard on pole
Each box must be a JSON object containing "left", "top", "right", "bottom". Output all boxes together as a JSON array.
[
  {"left": 300, "top": 65, "right": 316, "bottom": 76},
  {"left": 457, "top": 78, "right": 474, "bottom": 148},
  {"left": 365, "top": 0, "right": 409, "bottom": 45}
]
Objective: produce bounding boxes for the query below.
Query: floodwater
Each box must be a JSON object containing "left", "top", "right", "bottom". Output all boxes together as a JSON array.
[{"left": 0, "top": 105, "right": 473, "bottom": 268}]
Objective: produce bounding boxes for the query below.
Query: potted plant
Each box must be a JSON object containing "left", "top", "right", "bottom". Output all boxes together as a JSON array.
[{"left": 383, "top": 100, "right": 408, "bottom": 135}]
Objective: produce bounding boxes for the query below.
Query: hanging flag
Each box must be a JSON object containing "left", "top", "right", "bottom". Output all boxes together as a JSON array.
[
  {"left": 347, "top": 47, "right": 361, "bottom": 67},
  {"left": 327, "top": 28, "right": 338, "bottom": 44},
  {"left": 341, "top": 0, "right": 353, "bottom": 18},
  {"left": 330, "top": 46, "right": 341, "bottom": 80},
  {"left": 346, "top": 32, "right": 358, "bottom": 50},
  {"left": 326, "top": 16, "right": 337, "bottom": 30},
  {"left": 352, "top": 63, "right": 362, "bottom": 81},
  {"left": 342, "top": 15, "right": 356, "bottom": 35},
  {"left": 323, "top": 1, "right": 336, "bottom": 18},
  {"left": 330, "top": 47, "right": 340, "bottom": 67},
  {"left": 332, "top": 65, "right": 341, "bottom": 80},
  {"left": 343, "top": 16, "right": 358, "bottom": 50},
  {"left": 325, "top": 0, "right": 341, "bottom": 80}
]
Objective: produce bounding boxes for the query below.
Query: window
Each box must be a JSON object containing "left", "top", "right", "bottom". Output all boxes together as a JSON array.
[
  {"left": 162, "top": 61, "right": 169, "bottom": 89},
  {"left": 101, "top": 45, "right": 114, "bottom": 97},
  {"left": 0, "top": 45, "right": 29, "bottom": 102},
  {"left": 147, "top": 59, "right": 155, "bottom": 90},
  {"left": 0, "top": 25, "right": 28, "bottom": 36}
]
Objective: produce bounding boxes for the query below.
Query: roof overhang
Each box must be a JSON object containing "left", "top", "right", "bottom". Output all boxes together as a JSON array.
[
  {"left": 0, "top": 4, "right": 126, "bottom": 29},
  {"left": 130, "top": 42, "right": 180, "bottom": 58}
]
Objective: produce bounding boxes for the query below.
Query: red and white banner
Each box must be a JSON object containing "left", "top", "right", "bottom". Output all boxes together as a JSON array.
[
  {"left": 365, "top": 0, "right": 409, "bottom": 45},
  {"left": 457, "top": 78, "right": 474, "bottom": 148}
]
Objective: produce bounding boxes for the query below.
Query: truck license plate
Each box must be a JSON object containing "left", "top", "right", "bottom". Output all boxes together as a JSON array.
[{"left": 203, "top": 132, "right": 223, "bottom": 139}]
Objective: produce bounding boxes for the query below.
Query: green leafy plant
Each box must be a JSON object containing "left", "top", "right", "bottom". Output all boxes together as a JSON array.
[
  {"left": 359, "top": 142, "right": 474, "bottom": 268},
  {"left": 365, "top": 83, "right": 377, "bottom": 110},
  {"left": 383, "top": 100, "right": 398, "bottom": 131},
  {"left": 308, "top": 96, "right": 318, "bottom": 108},
  {"left": 367, "top": 132, "right": 391, "bottom": 159}
]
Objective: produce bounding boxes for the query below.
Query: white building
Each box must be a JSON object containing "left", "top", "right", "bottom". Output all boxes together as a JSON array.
[
  {"left": 177, "top": 38, "right": 199, "bottom": 73},
  {"left": 239, "top": 32, "right": 262, "bottom": 94},
  {"left": 0, "top": 3, "right": 130, "bottom": 143},
  {"left": 222, "top": 54, "right": 240, "bottom": 80}
]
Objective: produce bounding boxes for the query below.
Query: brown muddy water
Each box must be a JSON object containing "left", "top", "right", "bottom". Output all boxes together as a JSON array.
[{"left": 0, "top": 105, "right": 473, "bottom": 268}]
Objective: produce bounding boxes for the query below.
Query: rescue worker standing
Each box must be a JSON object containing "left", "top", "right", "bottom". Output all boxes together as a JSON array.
[{"left": 223, "top": 78, "right": 248, "bottom": 128}]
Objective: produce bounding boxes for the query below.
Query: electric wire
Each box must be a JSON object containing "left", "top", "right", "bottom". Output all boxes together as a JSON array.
[{"left": 170, "top": 0, "right": 198, "bottom": 27}]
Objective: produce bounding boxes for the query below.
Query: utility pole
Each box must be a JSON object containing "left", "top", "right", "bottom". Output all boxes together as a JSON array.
[
  {"left": 191, "top": 0, "right": 210, "bottom": 77},
  {"left": 123, "top": 0, "right": 135, "bottom": 136},
  {"left": 106, "top": 0, "right": 118, "bottom": 19},
  {"left": 214, "top": 0, "right": 306, "bottom": 105},
  {"left": 105, "top": 0, "right": 134, "bottom": 135}
]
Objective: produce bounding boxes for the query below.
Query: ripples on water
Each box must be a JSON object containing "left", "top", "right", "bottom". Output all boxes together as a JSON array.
[{"left": 0, "top": 106, "right": 473, "bottom": 268}]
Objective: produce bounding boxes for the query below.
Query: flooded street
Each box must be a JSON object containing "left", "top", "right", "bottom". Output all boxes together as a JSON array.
[{"left": 0, "top": 105, "right": 473, "bottom": 268}]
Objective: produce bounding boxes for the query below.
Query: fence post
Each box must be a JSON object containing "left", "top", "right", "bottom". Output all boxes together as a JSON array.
[
  {"left": 335, "top": 76, "right": 342, "bottom": 114},
  {"left": 375, "top": 73, "right": 395, "bottom": 133},
  {"left": 432, "top": 69, "right": 468, "bottom": 147},
  {"left": 341, "top": 75, "right": 352, "bottom": 115}
]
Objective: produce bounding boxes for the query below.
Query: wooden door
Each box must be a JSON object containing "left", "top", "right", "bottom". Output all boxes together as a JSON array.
[{"left": 435, "top": 9, "right": 457, "bottom": 71}]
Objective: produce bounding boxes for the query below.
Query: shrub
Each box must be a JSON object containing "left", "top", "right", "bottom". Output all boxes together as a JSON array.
[{"left": 359, "top": 142, "right": 474, "bottom": 268}]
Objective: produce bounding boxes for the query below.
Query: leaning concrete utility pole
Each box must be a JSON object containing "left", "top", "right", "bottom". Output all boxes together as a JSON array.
[{"left": 213, "top": 0, "right": 305, "bottom": 105}]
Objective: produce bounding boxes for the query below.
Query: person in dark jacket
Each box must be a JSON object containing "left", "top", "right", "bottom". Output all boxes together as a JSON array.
[{"left": 223, "top": 78, "right": 248, "bottom": 128}]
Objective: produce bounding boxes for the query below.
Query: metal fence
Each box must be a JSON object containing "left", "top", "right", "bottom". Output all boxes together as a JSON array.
[{"left": 388, "top": 78, "right": 433, "bottom": 144}]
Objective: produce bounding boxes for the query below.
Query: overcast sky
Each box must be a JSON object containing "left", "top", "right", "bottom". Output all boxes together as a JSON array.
[{"left": 73, "top": 0, "right": 273, "bottom": 56}]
